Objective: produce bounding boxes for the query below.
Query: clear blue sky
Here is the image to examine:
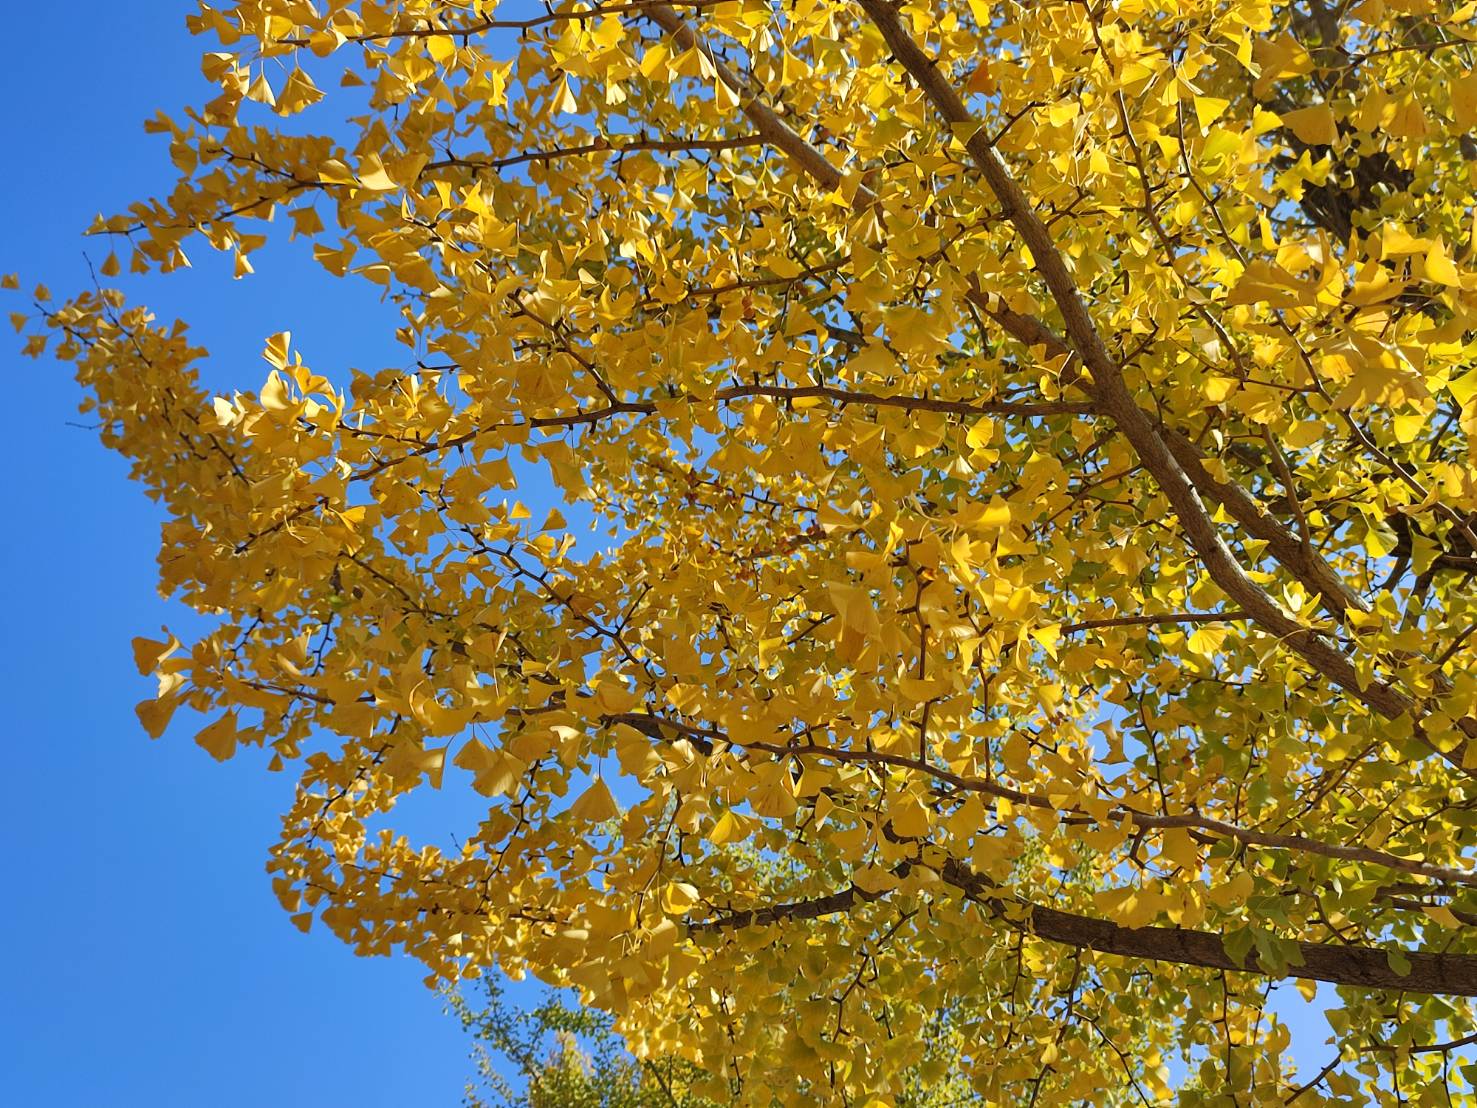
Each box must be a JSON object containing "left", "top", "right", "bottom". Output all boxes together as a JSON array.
[{"left": 0, "top": 3, "right": 1339, "bottom": 1102}]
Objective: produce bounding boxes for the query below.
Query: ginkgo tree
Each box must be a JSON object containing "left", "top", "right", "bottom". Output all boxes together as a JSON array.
[{"left": 17, "top": 0, "right": 1477, "bottom": 1100}]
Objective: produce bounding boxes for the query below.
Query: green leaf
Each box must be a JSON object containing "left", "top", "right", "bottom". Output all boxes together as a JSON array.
[{"left": 1224, "top": 927, "right": 1257, "bottom": 970}]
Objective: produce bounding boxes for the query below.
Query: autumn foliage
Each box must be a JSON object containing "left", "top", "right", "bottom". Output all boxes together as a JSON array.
[{"left": 18, "top": 0, "right": 1477, "bottom": 1100}]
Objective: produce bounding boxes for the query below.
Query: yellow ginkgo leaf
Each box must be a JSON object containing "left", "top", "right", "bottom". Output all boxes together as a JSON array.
[
  {"left": 1280, "top": 104, "right": 1338, "bottom": 145},
  {"left": 569, "top": 778, "right": 620, "bottom": 823}
]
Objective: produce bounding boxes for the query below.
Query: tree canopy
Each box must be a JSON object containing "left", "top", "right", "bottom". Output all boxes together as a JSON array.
[{"left": 17, "top": 0, "right": 1477, "bottom": 1100}]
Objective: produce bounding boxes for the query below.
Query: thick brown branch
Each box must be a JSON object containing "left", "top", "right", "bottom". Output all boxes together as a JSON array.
[
  {"left": 692, "top": 859, "right": 1477, "bottom": 996},
  {"left": 1019, "top": 897, "right": 1477, "bottom": 997}
]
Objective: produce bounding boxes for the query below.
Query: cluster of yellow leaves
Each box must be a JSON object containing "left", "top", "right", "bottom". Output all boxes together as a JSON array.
[{"left": 18, "top": 0, "right": 1477, "bottom": 1101}]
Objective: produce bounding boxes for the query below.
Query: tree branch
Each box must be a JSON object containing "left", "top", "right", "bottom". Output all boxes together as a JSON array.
[{"left": 692, "top": 858, "right": 1477, "bottom": 996}]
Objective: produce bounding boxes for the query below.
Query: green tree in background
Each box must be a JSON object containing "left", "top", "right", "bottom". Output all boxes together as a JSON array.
[
  {"left": 447, "top": 978, "right": 700, "bottom": 1107},
  {"left": 448, "top": 978, "right": 985, "bottom": 1107}
]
